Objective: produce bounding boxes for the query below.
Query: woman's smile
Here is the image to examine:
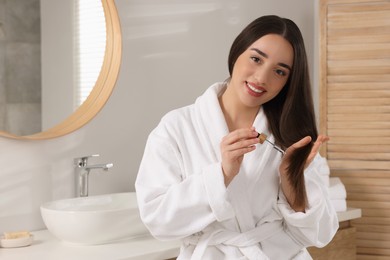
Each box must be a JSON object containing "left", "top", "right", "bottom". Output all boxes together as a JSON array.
[{"left": 245, "top": 81, "right": 266, "bottom": 97}]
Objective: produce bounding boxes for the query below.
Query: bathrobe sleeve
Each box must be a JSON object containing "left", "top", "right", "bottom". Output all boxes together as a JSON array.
[
  {"left": 277, "top": 154, "right": 339, "bottom": 248},
  {"left": 135, "top": 115, "right": 235, "bottom": 241}
]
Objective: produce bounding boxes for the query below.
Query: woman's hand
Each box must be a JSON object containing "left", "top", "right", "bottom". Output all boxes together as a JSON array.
[
  {"left": 305, "top": 135, "right": 330, "bottom": 167},
  {"left": 279, "top": 135, "right": 329, "bottom": 212},
  {"left": 220, "top": 127, "right": 259, "bottom": 186},
  {"left": 280, "top": 135, "right": 329, "bottom": 172}
]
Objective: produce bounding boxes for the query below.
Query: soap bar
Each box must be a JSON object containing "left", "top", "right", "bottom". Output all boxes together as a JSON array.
[
  {"left": 1, "top": 231, "right": 33, "bottom": 248},
  {"left": 257, "top": 133, "right": 267, "bottom": 144},
  {"left": 3, "top": 231, "right": 30, "bottom": 239}
]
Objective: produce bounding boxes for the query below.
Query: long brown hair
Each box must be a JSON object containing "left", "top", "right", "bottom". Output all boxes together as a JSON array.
[{"left": 228, "top": 15, "right": 318, "bottom": 208}]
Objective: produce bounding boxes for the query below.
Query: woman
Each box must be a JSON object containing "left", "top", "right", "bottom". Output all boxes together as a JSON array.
[{"left": 135, "top": 15, "right": 338, "bottom": 259}]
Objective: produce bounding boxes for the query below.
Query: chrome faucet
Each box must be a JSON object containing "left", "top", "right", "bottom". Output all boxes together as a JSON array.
[{"left": 74, "top": 154, "right": 113, "bottom": 197}]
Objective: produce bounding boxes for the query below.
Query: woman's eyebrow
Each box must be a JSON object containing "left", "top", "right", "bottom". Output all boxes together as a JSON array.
[{"left": 250, "top": 47, "right": 292, "bottom": 71}]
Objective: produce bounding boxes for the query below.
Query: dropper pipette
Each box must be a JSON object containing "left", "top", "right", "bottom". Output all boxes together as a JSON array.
[{"left": 257, "top": 132, "right": 285, "bottom": 155}]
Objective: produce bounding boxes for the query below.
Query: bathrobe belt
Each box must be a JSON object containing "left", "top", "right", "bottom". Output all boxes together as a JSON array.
[{"left": 183, "top": 220, "right": 283, "bottom": 260}]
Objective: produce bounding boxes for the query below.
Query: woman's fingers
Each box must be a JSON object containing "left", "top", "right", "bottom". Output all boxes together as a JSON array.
[
  {"left": 284, "top": 136, "right": 312, "bottom": 157},
  {"left": 221, "top": 128, "right": 258, "bottom": 156},
  {"left": 283, "top": 135, "right": 329, "bottom": 169},
  {"left": 227, "top": 144, "right": 256, "bottom": 156},
  {"left": 306, "top": 135, "right": 329, "bottom": 166},
  {"left": 222, "top": 127, "right": 258, "bottom": 145},
  {"left": 285, "top": 135, "right": 329, "bottom": 156},
  {"left": 220, "top": 127, "right": 259, "bottom": 185},
  {"left": 225, "top": 138, "right": 258, "bottom": 152}
]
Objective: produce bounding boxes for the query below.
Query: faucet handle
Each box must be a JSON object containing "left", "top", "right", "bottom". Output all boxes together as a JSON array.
[{"left": 74, "top": 154, "right": 100, "bottom": 167}]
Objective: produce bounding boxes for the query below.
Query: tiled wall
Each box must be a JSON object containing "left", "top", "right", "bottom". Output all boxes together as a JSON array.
[{"left": 0, "top": 0, "right": 41, "bottom": 136}]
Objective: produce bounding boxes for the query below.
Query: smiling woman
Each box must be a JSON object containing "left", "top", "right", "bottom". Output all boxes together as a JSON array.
[{"left": 0, "top": 0, "right": 121, "bottom": 140}]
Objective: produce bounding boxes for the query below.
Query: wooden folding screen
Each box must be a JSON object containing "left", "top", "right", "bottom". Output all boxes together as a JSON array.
[{"left": 319, "top": 0, "right": 390, "bottom": 259}]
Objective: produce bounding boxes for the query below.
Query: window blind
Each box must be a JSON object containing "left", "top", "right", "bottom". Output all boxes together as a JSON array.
[{"left": 74, "top": 0, "right": 106, "bottom": 109}]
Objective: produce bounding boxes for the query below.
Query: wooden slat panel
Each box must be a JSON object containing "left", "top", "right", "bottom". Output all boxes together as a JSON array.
[
  {"left": 328, "top": 105, "right": 390, "bottom": 114},
  {"left": 328, "top": 0, "right": 387, "bottom": 4},
  {"left": 322, "top": 0, "right": 390, "bottom": 258},
  {"left": 328, "top": 60, "right": 390, "bottom": 75},
  {"left": 328, "top": 144, "right": 390, "bottom": 153},
  {"left": 356, "top": 251, "right": 390, "bottom": 260},
  {"left": 357, "top": 238, "right": 390, "bottom": 248},
  {"left": 340, "top": 177, "right": 390, "bottom": 186},
  {"left": 328, "top": 129, "right": 390, "bottom": 136},
  {"left": 319, "top": 0, "right": 328, "bottom": 156},
  {"left": 361, "top": 209, "right": 390, "bottom": 218},
  {"left": 353, "top": 218, "right": 390, "bottom": 226},
  {"left": 348, "top": 193, "right": 390, "bottom": 202},
  {"left": 328, "top": 43, "right": 390, "bottom": 60},
  {"left": 328, "top": 26, "right": 390, "bottom": 44},
  {"left": 357, "top": 255, "right": 390, "bottom": 260},
  {"left": 357, "top": 232, "right": 390, "bottom": 241},
  {"left": 348, "top": 201, "right": 390, "bottom": 209},
  {"left": 329, "top": 2, "right": 390, "bottom": 13},
  {"left": 331, "top": 170, "right": 390, "bottom": 178},
  {"left": 328, "top": 121, "right": 390, "bottom": 129},
  {"left": 328, "top": 100, "right": 390, "bottom": 108},
  {"left": 329, "top": 98, "right": 390, "bottom": 106},
  {"left": 328, "top": 82, "right": 389, "bottom": 91},
  {"left": 329, "top": 98, "right": 389, "bottom": 106},
  {"left": 329, "top": 160, "right": 390, "bottom": 170},
  {"left": 352, "top": 224, "right": 390, "bottom": 233},
  {"left": 328, "top": 152, "right": 390, "bottom": 160},
  {"left": 327, "top": 74, "right": 390, "bottom": 83},
  {"left": 328, "top": 90, "right": 390, "bottom": 99},
  {"left": 345, "top": 185, "right": 390, "bottom": 194},
  {"left": 327, "top": 8, "right": 390, "bottom": 23},
  {"left": 328, "top": 11, "right": 390, "bottom": 29},
  {"left": 328, "top": 114, "right": 390, "bottom": 122},
  {"left": 328, "top": 136, "right": 390, "bottom": 145},
  {"left": 328, "top": 7, "right": 390, "bottom": 20}
]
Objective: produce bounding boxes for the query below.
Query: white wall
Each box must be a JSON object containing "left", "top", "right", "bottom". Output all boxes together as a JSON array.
[{"left": 0, "top": 0, "right": 315, "bottom": 233}]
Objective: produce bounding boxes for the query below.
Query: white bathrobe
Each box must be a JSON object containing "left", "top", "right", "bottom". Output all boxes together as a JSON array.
[{"left": 135, "top": 82, "right": 339, "bottom": 260}]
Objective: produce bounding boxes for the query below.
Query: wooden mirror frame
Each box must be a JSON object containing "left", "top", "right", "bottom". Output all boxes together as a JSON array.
[{"left": 0, "top": 0, "right": 121, "bottom": 140}]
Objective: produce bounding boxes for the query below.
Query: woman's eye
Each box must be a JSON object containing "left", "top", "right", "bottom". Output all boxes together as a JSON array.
[
  {"left": 275, "top": 69, "right": 287, "bottom": 77},
  {"left": 251, "top": 56, "right": 261, "bottom": 63}
]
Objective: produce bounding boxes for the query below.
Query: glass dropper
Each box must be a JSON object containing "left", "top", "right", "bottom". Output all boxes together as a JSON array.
[{"left": 257, "top": 132, "right": 285, "bottom": 155}]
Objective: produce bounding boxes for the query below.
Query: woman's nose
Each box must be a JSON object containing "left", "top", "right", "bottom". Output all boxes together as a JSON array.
[{"left": 254, "top": 67, "right": 270, "bottom": 86}]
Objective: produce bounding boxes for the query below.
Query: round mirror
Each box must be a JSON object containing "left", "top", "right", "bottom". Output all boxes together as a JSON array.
[{"left": 0, "top": 0, "right": 121, "bottom": 140}]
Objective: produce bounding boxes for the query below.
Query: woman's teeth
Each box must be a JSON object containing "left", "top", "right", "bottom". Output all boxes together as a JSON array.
[{"left": 247, "top": 83, "right": 264, "bottom": 93}]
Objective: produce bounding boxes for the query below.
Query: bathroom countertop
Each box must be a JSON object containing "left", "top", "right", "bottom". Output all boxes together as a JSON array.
[
  {"left": 337, "top": 207, "right": 362, "bottom": 222},
  {"left": 0, "top": 230, "right": 181, "bottom": 260},
  {"left": 0, "top": 208, "right": 361, "bottom": 260}
]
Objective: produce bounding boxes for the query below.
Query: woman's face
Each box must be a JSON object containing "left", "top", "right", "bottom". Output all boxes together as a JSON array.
[{"left": 229, "top": 34, "right": 294, "bottom": 108}]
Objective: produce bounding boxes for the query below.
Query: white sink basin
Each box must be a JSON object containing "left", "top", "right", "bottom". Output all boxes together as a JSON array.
[{"left": 40, "top": 192, "right": 149, "bottom": 245}]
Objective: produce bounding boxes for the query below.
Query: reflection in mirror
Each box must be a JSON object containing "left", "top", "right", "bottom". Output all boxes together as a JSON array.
[
  {"left": 42, "top": 0, "right": 106, "bottom": 132},
  {"left": 0, "top": 0, "right": 41, "bottom": 136},
  {"left": 0, "top": 0, "right": 121, "bottom": 139},
  {"left": 0, "top": 0, "right": 104, "bottom": 136}
]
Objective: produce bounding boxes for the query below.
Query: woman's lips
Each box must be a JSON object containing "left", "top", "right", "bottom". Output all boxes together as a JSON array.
[{"left": 245, "top": 81, "right": 265, "bottom": 97}]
